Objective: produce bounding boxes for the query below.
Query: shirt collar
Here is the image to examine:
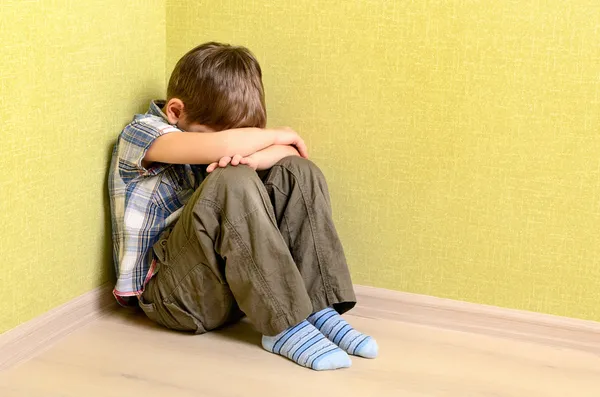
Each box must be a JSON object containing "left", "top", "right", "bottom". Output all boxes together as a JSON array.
[{"left": 148, "top": 100, "right": 169, "bottom": 120}]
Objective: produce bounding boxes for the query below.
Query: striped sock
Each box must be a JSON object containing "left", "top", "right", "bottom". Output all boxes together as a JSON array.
[
  {"left": 308, "top": 308, "right": 379, "bottom": 359},
  {"left": 262, "top": 320, "right": 352, "bottom": 370}
]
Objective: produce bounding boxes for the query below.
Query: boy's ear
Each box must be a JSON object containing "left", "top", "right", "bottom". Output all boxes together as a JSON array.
[{"left": 165, "top": 98, "right": 185, "bottom": 125}]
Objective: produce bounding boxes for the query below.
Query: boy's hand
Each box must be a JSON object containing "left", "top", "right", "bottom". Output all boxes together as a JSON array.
[
  {"left": 206, "top": 145, "right": 301, "bottom": 173},
  {"left": 205, "top": 127, "right": 307, "bottom": 173},
  {"left": 274, "top": 127, "right": 308, "bottom": 159},
  {"left": 245, "top": 145, "right": 300, "bottom": 170},
  {"left": 238, "top": 155, "right": 260, "bottom": 170},
  {"left": 206, "top": 155, "right": 232, "bottom": 173},
  {"left": 206, "top": 154, "right": 253, "bottom": 173}
]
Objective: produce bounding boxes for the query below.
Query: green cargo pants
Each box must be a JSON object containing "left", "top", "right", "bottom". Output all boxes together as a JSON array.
[{"left": 139, "top": 156, "right": 356, "bottom": 336}]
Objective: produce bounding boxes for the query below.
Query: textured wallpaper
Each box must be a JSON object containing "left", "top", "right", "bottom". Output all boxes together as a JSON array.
[
  {"left": 0, "top": 0, "right": 166, "bottom": 333},
  {"left": 167, "top": 0, "right": 600, "bottom": 321},
  {"left": 1, "top": 0, "right": 598, "bottom": 335}
]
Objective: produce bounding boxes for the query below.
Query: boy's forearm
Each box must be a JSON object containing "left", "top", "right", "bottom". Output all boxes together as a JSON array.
[
  {"left": 144, "top": 128, "right": 279, "bottom": 165},
  {"left": 220, "top": 128, "right": 281, "bottom": 158},
  {"left": 252, "top": 145, "right": 300, "bottom": 170}
]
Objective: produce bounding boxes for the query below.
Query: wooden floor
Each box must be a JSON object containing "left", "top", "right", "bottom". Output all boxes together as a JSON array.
[{"left": 1, "top": 304, "right": 600, "bottom": 397}]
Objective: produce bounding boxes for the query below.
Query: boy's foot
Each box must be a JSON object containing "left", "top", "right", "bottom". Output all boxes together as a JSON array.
[
  {"left": 262, "top": 320, "right": 352, "bottom": 370},
  {"left": 307, "top": 308, "right": 379, "bottom": 359}
]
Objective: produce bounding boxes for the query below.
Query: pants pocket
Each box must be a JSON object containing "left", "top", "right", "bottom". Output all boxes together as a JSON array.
[
  {"left": 138, "top": 297, "right": 159, "bottom": 324},
  {"left": 140, "top": 271, "right": 206, "bottom": 334},
  {"left": 165, "top": 264, "right": 239, "bottom": 332},
  {"left": 159, "top": 300, "right": 207, "bottom": 334}
]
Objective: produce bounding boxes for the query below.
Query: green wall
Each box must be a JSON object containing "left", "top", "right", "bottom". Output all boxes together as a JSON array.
[
  {"left": 166, "top": 0, "right": 600, "bottom": 321},
  {"left": 0, "top": 0, "right": 166, "bottom": 333},
  {"left": 2, "top": 0, "right": 599, "bottom": 335}
]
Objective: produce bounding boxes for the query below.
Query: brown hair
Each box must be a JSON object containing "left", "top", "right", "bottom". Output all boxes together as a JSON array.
[{"left": 167, "top": 42, "right": 266, "bottom": 130}]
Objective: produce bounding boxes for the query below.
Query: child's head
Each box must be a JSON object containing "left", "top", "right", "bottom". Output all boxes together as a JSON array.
[{"left": 165, "top": 42, "right": 266, "bottom": 132}]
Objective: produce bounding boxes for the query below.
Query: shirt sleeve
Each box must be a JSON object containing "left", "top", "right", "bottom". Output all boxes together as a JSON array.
[{"left": 118, "top": 116, "right": 180, "bottom": 175}]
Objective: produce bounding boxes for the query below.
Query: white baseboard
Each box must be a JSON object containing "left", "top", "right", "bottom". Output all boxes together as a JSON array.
[
  {"left": 0, "top": 283, "right": 117, "bottom": 371},
  {"left": 353, "top": 285, "right": 600, "bottom": 355},
  {"left": 2, "top": 283, "right": 599, "bottom": 372}
]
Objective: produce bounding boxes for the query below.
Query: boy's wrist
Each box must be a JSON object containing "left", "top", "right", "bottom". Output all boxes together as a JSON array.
[
  {"left": 254, "top": 145, "right": 299, "bottom": 170},
  {"left": 271, "top": 128, "right": 295, "bottom": 144}
]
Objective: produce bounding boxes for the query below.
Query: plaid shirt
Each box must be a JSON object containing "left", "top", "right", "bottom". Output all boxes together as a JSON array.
[{"left": 108, "top": 100, "right": 206, "bottom": 305}]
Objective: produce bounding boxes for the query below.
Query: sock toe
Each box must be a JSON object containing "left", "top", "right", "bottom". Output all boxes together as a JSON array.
[
  {"left": 308, "top": 308, "right": 380, "bottom": 359},
  {"left": 354, "top": 337, "right": 379, "bottom": 359},
  {"left": 312, "top": 349, "right": 352, "bottom": 371}
]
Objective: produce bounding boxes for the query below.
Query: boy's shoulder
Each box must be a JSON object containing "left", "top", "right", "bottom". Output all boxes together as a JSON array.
[
  {"left": 111, "top": 101, "right": 180, "bottom": 182},
  {"left": 118, "top": 101, "right": 179, "bottom": 147}
]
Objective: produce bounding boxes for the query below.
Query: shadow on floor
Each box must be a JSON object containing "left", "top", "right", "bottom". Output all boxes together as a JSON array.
[{"left": 111, "top": 307, "right": 262, "bottom": 347}]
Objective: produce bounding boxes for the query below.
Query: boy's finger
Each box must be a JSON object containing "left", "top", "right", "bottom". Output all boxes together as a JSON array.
[
  {"left": 231, "top": 154, "right": 242, "bottom": 166},
  {"left": 206, "top": 162, "right": 217, "bottom": 173},
  {"left": 218, "top": 156, "right": 232, "bottom": 167},
  {"left": 295, "top": 140, "right": 309, "bottom": 158}
]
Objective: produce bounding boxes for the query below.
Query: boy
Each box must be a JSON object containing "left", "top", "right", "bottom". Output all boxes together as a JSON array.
[{"left": 108, "top": 42, "right": 378, "bottom": 371}]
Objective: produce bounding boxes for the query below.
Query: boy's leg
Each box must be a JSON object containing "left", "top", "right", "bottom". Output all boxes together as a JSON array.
[
  {"left": 261, "top": 156, "right": 357, "bottom": 313},
  {"left": 262, "top": 156, "right": 378, "bottom": 358},
  {"left": 141, "top": 164, "right": 351, "bottom": 370},
  {"left": 142, "top": 165, "right": 312, "bottom": 336}
]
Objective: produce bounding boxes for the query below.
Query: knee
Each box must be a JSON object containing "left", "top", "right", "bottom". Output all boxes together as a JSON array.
[
  {"left": 191, "top": 165, "right": 266, "bottom": 220},
  {"left": 276, "top": 156, "right": 324, "bottom": 180},
  {"left": 210, "top": 165, "right": 261, "bottom": 191}
]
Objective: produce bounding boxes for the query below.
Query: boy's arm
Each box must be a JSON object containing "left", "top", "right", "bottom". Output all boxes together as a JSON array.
[
  {"left": 144, "top": 127, "right": 306, "bottom": 166},
  {"left": 241, "top": 145, "right": 301, "bottom": 171},
  {"left": 207, "top": 144, "right": 301, "bottom": 173}
]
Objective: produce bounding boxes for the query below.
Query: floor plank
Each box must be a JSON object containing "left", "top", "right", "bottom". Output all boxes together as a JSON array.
[{"left": 1, "top": 309, "right": 599, "bottom": 396}]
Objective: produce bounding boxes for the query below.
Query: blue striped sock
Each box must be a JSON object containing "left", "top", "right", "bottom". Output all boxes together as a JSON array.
[
  {"left": 307, "top": 308, "right": 379, "bottom": 359},
  {"left": 262, "top": 320, "right": 352, "bottom": 370}
]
